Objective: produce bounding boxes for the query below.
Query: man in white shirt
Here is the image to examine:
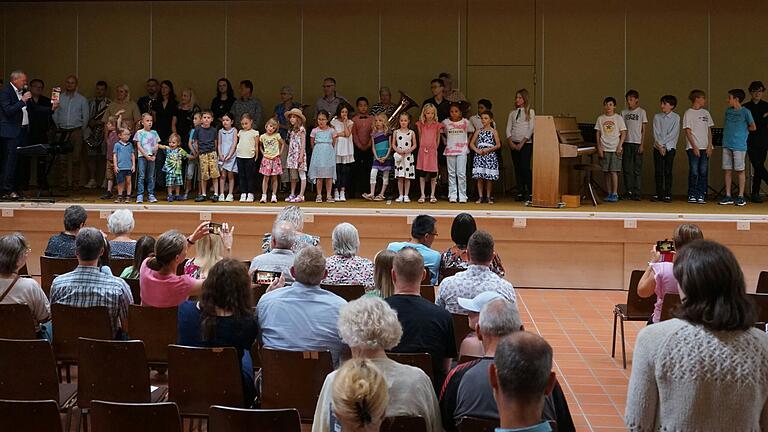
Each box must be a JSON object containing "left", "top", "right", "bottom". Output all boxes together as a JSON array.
[
  {"left": 0, "top": 70, "right": 32, "bottom": 199},
  {"left": 52, "top": 75, "right": 89, "bottom": 189}
]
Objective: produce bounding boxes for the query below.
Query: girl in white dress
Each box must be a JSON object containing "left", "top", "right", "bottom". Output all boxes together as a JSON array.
[{"left": 331, "top": 102, "right": 355, "bottom": 202}]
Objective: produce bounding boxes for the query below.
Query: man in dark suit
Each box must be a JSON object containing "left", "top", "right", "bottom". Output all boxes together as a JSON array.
[
  {"left": 18, "top": 78, "right": 56, "bottom": 191},
  {"left": 0, "top": 70, "right": 32, "bottom": 198}
]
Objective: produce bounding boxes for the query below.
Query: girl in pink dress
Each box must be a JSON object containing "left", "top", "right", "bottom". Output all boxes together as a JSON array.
[{"left": 416, "top": 103, "right": 444, "bottom": 203}]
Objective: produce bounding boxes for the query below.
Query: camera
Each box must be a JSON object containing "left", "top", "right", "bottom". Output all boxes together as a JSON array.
[
  {"left": 208, "top": 222, "right": 223, "bottom": 235},
  {"left": 253, "top": 270, "right": 281, "bottom": 285},
  {"left": 656, "top": 240, "right": 675, "bottom": 262}
]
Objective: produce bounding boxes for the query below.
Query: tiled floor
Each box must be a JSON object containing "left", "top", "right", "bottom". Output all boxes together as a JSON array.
[{"left": 516, "top": 288, "right": 644, "bottom": 432}]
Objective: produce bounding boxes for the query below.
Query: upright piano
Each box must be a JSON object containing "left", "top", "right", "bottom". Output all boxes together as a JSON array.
[{"left": 531, "top": 116, "right": 596, "bottom": 208}]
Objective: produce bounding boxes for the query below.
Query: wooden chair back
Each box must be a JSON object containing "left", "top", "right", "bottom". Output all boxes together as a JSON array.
[
  {"left": 51, "top": 304, "right": 114, "bottom": 362},
  {"left": 0, "top": 304, "right": 37, "bottom": 339},
  {"left": 380, "top": 416, "right": 427, "bottom": 432},
  {"left": 421, "top": 267, "right": 432, "bottom": 285},
  {"left": 253, "top": 284, "right": 268, "bottom": 306},
  {"left": 626, "top": 269, "right": 656, "bottom": 316},
  {"left": 209, "top": 406, "right": 301, "bottom": 432},
  {"left": 451, "top": 313, "right": 473, "bottom": 356},
  {"left": 90, "top": 401, "right": 182, "bottom": 432},
  {"left": 127, "top": 305, "right": 178, "bottom": 365},
  {"left": 420, "top": 285, "right": 435, "bottom": 303},
  {"left": 168, "top": 345, "right": 244, "bottom": 417},
  {"left": 0, "top": 338, "right": 60, "bottom": 402},
  {"left": 757, "top": 272, "right": 768, "bottom": 294},
  {"left": 386, "top": 352, "right": 434, "bottom": 383},
  {"left": 659, "top": 293, "right": 682, "bottom": 321},
  {"left": 108, "top": 258, "right": 133, "bottom": 277},
  {"left": 259, "top": 348, "right": 334, "bottom": 420},
  {"left": 320, "top": 284, "right": 366, "bottom": 302},
  {"left": 0, "top": 399, "right": 63, "bottom": 432},
  {"left": 122, "top": 278, "right": 141, "bottom": 305},
  {"left": 77, "top": 338, "right": 151, "bottom": 409},
  {"left": 457, "top": 416, "right": 497, "bottom": 432},
  {"left": 747, "top": 293, "right": 768, "bottom": 323},
  {"left": 40, "top": 256, "right": 79, "bottom": 297}
]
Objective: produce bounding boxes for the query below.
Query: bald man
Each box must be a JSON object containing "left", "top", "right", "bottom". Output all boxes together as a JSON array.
[{"left": 52, "top": 75, "right": 89, "bottom": 189}]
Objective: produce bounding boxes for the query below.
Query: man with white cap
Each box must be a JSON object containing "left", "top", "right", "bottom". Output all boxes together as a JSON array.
[{"left": 455, "top": 291, "right": 504, "bottom": 358}]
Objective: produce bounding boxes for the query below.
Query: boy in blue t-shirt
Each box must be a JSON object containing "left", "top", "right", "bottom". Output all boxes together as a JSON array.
[
  {"left": 112, "top": 128, "right": 136, "bottom": 203},
  {"left": 720, "top": 89, "right": 757, "bottom": 206}
]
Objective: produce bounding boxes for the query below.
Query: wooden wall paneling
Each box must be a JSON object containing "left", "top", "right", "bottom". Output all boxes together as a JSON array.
[{"left": 467, "top": 0, "right": 535, "bottom": 66}]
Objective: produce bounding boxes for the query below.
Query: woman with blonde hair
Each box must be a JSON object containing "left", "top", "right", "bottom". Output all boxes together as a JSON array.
[
  {"left": 506, "top": 88, "right": 535, "bottom": 201},
  {"left": 372, "top": 250, "right": 396, "bottom": 298},
  {"left": 184, "top": 222, "right": 234, "bottom": 279},
  {"left": 331, "top": 359, "right": 388, "bottom": 432},
  {"left": 103, "top": 84, "right": 141, "bottom": 133}
]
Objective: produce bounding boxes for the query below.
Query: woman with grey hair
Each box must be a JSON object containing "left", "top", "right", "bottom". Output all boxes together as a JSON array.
[
  {"left": 311, "top": 296, "right": 442, "bottom": 432},
  {"left": 321, "top": 222, "right": 374, "bottom": 289},
  {"left": 107, "top": 209, "right": 137, "bottom": 258},
  {"left": 0, "top": 233, "right": 50, "bottom": 336},
  {"left": 261, "top": 205, "right": 320, "bottom": 253}
]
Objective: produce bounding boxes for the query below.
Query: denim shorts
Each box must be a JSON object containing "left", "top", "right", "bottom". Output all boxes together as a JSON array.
[{"left": 116, "top": 169, "right": 132, "bottom": 184}]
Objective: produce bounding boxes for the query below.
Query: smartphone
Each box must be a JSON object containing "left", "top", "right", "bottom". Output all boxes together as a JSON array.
[
  {"left": 51, "top": 87, "right": 61, "bottom": 103},
  {"left": 656, "top": 240, "right": 675, "bottom": 262},
  {"left": 208, "top": 222, "right": 222, "bottom": 235},
  {"left": 253, "top": 270, "right": 281, "bottom": 285}
]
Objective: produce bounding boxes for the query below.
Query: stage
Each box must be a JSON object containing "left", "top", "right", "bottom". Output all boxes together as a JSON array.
[{"left": 5, "top": 191, "right": 768, "bottom": 291}]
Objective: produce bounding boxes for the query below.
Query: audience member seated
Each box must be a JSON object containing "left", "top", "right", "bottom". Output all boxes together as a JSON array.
[
  {"left": 312, "top": 296, "right": 442, "bottom": 432},
  {"left": 439, "top": 213, "right": 505, "bottom": 283},
  {"left": 120, "top": 235, "right": 155, "bottom": 279},
  {"left": 249, "top": 221, "right": 296, "bottom": 284},
  {"left": 440, "top": 299, "right": 573, "bottom": 432},
  {"left": 436, "top": 230, "right": 515, "bottom": 314},
  {"left": 491, "top": 332, "right": 558, "bottom": 432},
  {"left": 625, "top": 240, "right": 768, "bottom": 431},
  {"left": 139, "top": 224, "right": 208, "bottom": 307},
  {"left": 456, "top": 291, "right": 503, "bottom": 358},
  {"left": 177, "top": 258, "right": 259, "bottom": 406},
  {"left": 386, "top": 247, "right": 456, "bottom": 392},
  {"left": 0, "top": 233, "right": 50, "bottom": 336},
  {"left": 257, "top": 246, "right": 347, "bottom": 365},
  {"left": 330, "top": 358, "right": 388, "bottom": 432},
  {"left": 373, "top": 250, "right": 396, "bottom": 298},
  {"left": 107, "top": 209, "right": 137, "bottom": 258},
  {"left": 44, "top": 205, "right": 87, "bottom": 258},
  {"left": 184, "top": 222, "right": 234, "bottom": 279},
  {"left": 387, "top": 215, "right": 441, "bottom": 285},
  {"left": 637, "top": 223, "right": 703, "bottom": 323},
  {"left": 50, "top": 227, "right": 133, "bottom": 338},
  {"left": 321, "top": 223, "right": 374, "bottom": 289},
  {"left": 261, "top": 205, "right": 319, "bottom": 253}
]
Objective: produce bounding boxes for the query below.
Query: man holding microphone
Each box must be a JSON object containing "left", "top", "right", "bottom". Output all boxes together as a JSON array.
[{"left": 0, "top": 70, "right": 32, "bottom": 199}]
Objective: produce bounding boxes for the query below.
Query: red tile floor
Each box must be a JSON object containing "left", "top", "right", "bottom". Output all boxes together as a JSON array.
[{"left": 516, "top": 288, "right": 643, "bottom": 432}]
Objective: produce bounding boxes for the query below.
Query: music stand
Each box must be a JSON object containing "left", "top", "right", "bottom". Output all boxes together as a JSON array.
[{"left": 14, "top": 129, "right": 73, "bottom": 203}]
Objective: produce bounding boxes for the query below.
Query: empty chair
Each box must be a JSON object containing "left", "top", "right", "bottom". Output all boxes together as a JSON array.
[
  {"left": 420, "top": 285, "right": 436, "bottom": 303},
  {"left": 757, "top": 271, "right": 768, "bottom": 294},
  {"left": 0, "top": 399, "right": 63, "bottom": 432},
  {"left": 90, "top": 401, "right": 182, "bottom": 432},
  {"left": 611, "top": 270, "right": 655, "bottom": 368},
  {"left": 259, "top": 348, "right": 334, "bottom": 421},
  {"left": 51, "top": 304, "right": 114, "bottom": 382},
  {"left": 747, "top": 293, "right": 768, "bottom": 323},
  {"left": 168, "top": 345, "right": 245, "bottom": 420},
  {"left": 320, "top": 284, "right": 366, "bottom": 302},
  {"left": 40, "top": 256, "right": 79, "bottom": 297},
  {"left": 209, "top": 406, "right": 301, "bottom": 432},
  {"left": 659, "top": 293, "right": 682, "bottom": 321},
  {"left": 381, "top": 416, "right": 427, "bottom": 431},
  {"left": 127, "top": 305, "right": 178, "bottom": 366},
  {"left": 386, "top": 352, "right": 434, "bottom": 384},
  {"left": 451, "top": 313, "right": 473, "bottom": 357},
  {"left": 122, "top": 278, "right": 141, "bottom": 305},
  {"left": 0, "top": 303, "right": 37, "bottom": 339}
]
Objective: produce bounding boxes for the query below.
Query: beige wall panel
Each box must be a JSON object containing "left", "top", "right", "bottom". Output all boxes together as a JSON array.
[
  {"left": 467, "top": 0, "right": 535, "bottom": 66},
  {"left": 227, "top": 1, "right": 302, "bottom": 124},
  {"left": 381, "top": 0, "right": 463, "bottom": 105},
  {"left": 78, "top": 3, "right": 150, "bottom": 100},
  {"left": 540, "top": 0, "right": 624, "bottom": 121},
  {"left": 302, "top": 0, "right": 379, "bottom": 115},
  {"left": 152, "top": 2, "right": 224, "bottom": 106},
  {"left": 4, "top": 3, "right": 76, "bottom": 91}
]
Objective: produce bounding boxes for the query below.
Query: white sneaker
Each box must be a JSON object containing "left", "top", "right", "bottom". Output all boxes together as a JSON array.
[
  {"left": 339, "top": 191, "right": 346, "bottom": 202},
  {"left": 334, "top": 190, "right": 340, "bottom": 201},
  {"left": 403, "top": 195, "right": 411, "bottom": 203},
  {"left": 225, "top": 193, "right": 234, "bottom": 202},
  {"left": 395, "top": 195, "right": 404, "bottom": 203},
  {"left": 239, "top": 193, "right": 246, "bottom": 202},
  {"left": 218, "top": 193, "right": 225, "bottom": 201},
  {"left": 246, "top": 193, "right": 254, "bottom": 202}
]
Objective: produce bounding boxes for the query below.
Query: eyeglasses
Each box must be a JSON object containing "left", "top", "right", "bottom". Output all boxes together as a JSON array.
[
  {"left": 429, "top": 232, "right": 439, "bottom": 237},
  {"left": 322, "top": 85, "right": 334, "bottom": 88}
]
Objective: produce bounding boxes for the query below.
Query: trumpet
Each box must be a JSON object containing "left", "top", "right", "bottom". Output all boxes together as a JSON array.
[{"left": 387, "top": 91, "right": 419, "bottom": 130}]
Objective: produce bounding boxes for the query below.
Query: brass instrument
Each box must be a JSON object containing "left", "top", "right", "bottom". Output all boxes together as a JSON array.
[
  {"left": 85, "top": 101, "right": 110, "bottom": 149},
  {"left": 387, "top": 91, "right": 419, "bottom": 130}
]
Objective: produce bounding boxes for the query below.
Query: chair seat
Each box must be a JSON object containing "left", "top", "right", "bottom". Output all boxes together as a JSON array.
[
  {"left": 59, "top": 382, "right": 78, "bottom": 409},
  {"left": 614, "top": 304, "right": 651, "bottom": 321}
]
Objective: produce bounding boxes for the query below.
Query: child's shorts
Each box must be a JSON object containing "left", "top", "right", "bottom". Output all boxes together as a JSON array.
[
  {"left": 185, "top": 160, "right": 198, "bottom": 180},
  {"left": 722, "top": 148, "right": 746, "bottom": 171},
  {"left": 601, "top": 151, "right": 622, "bottom": 172},
  {"left": 116, "top": 169, "right": 132, "bottom": 184},
  {"left": 105, "top": 159, "right": 115, "bottom": 181},
  {"left": 199, "top": 152, "right": 220, "bottom": 181},
  {"left": 166, "top": 171, "right": 184, "bottom": 187},
  {"left": 260, "top": 157, "right": 283, "bottom": 176}
]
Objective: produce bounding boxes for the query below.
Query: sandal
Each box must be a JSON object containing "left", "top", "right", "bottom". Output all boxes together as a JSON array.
[
  {"left": 362, "top": 193, "right": 374, "bottom": 201},
  {"left": 488, "top": 197, "right": 494, "bottom": 204},
  {"left": 430, "top": 196, "right": 437, "bottom": 203},
  {"left": 418, "top": 196, "right": 426, "bottom": 204},
  {"left": 373, "top": 194, "right": 385, "bottom": 201},
  {"left": 294, "top": 195, "right": 305, "bottom": 203},
  {"left": 476, "top": 198, "right": 484, "bottom": 204},
  {"left": 315, "top": 195, "right": 323, "bottom": 203},
  {"left": 326, "top": 195, "right": 335, "bottom": 203}
]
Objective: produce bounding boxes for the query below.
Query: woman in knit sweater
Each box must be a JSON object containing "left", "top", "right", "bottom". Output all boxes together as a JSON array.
[{"left": 625, "top": 240, "right": 768, "bottom": 431}]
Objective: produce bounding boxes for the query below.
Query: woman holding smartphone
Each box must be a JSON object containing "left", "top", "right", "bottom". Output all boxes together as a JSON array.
[{"left": 183, "top": 222, "right": 234, "bottom": 279}]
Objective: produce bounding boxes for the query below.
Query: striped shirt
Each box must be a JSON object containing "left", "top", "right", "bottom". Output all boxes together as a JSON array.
[{"left": 50, "top": 265, "right": 133, "bottom": 336}]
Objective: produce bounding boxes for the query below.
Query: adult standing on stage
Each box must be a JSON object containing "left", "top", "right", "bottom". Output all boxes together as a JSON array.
[
  {"left": 84, "top": 80, "right": 111, "bottom": 190},
  {"left": 137, "top": 78, "right": 159, "bottom": 117},
  {"left": 21, "top": 79, "right": 56, "bottom": 191},
  {"left": 176, "top": 88, "right": 200, "bottom": 151},
  {"left": 231, "top": 80, "right": 262, "bottom": 130},
  {"left": 316, "top": 77, "right": 347, "bottom": 120},
  {"left": 423, "top": 78, "right": 451, "bottom": 122},
  {"left": 52, "top": 75, "right": 89, "bottom": 190},
  {"left": 370, "top": 87, "right": 397, "bottom": 118},
  {"left": 744, "top": 81, "right": 768, "bottom": 203},
  {"left": 103, "top": 84, "right": 141, "bottom": 132},
  {"left": 439, "top": 72, "right": 467, "bottom": 104},
  {"left": 211, "top": 78, "right": 235, "bottom": 128},
  {"left": 153, "top": 80, "right": 178, "bottom": 186},
  {"left": 0, "top": 70, "right": 32, "bottom": 199}
]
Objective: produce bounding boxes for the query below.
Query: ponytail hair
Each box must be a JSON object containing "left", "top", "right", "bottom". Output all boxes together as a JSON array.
[
  {"left": 332, "top": 359, "right": 388, "bottom": 429},
  {"left": 147, "top": 230, "right": 186, "bottom": 271}
]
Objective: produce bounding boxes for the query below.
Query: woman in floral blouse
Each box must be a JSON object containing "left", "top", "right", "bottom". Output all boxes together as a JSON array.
[
  {"left": 322, "top": 223, "right": 374, "bottom": 289},
  {"left": 438, "top": 213, "right": 505, "bottom": 283}
]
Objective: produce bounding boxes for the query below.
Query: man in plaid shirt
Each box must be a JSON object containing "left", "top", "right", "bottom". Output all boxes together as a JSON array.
[{"left": 50, "top": 227, "right": 133, "bottom": 338}]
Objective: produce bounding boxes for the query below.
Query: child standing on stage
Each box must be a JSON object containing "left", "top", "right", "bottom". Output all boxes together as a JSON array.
[
  {"left": 309, "top": 110, "right": 338, "bottom": 203},
  {"left": 442, "top": 103, "right": 472, "bottom": 203},
  {"left": 720, "top": 88, "right": 756, "bottom": 206},
  {"left": 682, "top": 90, "right": 714, "bottom": 204},
  {"left": 285, "top": 108, "right": 307, "bottom": 203},
  {"left": 391, "top": 112, "right": 417, "bottom": 203},
  {"left": 331, "top": 102, "right": 355, "bottom": 202},
  {"left": 112, "top": 128, "right": 135, "bottom": 203},
  {"left": 184, "top": 112, "right": 202, "bottom": 201},
  {"left": 621, "top": 90, "right": 648, "bottom": 201},
  {"left": 134, "top": 113, "right": 161, "bottom": 204},
  {"left": 416, "top": 103, "right": 443, "bottom": 203},
  {"left": 652, "top": 95, "right": 680, "bottom": 203},
  {"left": 101, "top": 114, "right": 122, "bottom": 200},
  {"left": 159, "top": 133, "right": 190, "bottom": 202},
  {"left": 217, "top": 112, "right": 238, "bottom": 202},
  {"left": 595, "top": 97, "right": 627, "bottom": 202},
  {"left": 470, "top": 111, "right": 501, "bottom": 204},
  {"left": 259, "top": 118, "right": 285, "bottom": 203},
  {"left": 236, "top": 113, "right": 259, "bottom": 202},
  {"left": 506, "top": 89, "right": 535, "bottom": 202},
  {"left": 193, "top": 111, "right": 220, "bottom": 202},
  {"left": 363, "top": 113, "right": 392, "bottom": 201}
]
